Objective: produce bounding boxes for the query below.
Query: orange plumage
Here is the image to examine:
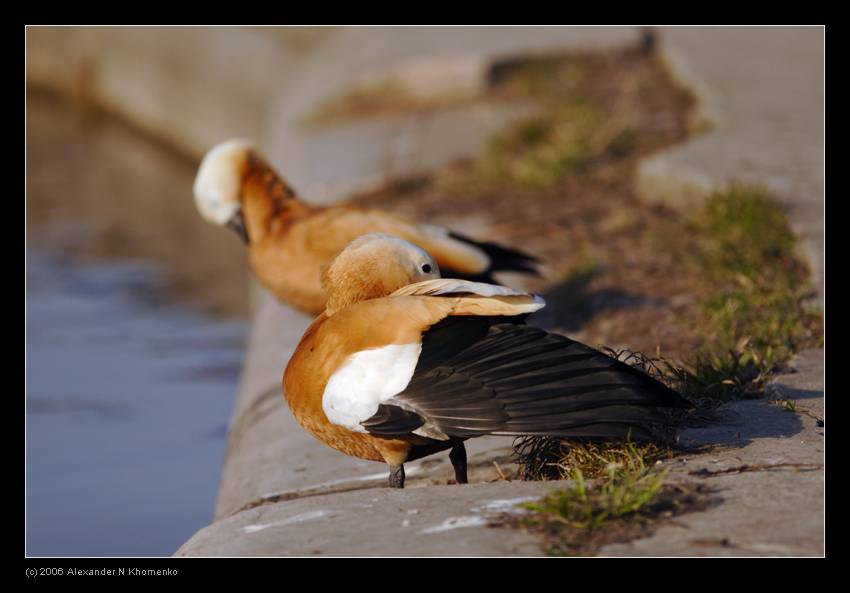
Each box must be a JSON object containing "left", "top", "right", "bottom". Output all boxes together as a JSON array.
[
  {"left": 282, "top": 234, "right": 689, "bottom": 488},
  {"left": 194, "top": 140, "right": 540, "bottom": 316}
]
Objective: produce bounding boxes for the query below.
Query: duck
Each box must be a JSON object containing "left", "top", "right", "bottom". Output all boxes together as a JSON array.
[
  {"left": 193, "top": 139, "right": 540, "bottom": 316},
  {"left": 283, "top": 233, "right": 690, "bottom": 488}
]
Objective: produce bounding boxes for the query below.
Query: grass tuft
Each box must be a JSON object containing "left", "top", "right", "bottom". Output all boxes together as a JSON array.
[
  {"left": 520, "top": 440, "right": 667, "bottom": 530},
  {"left": 482, "top": 103, "right": 603, "bottom": 188},
  {"left": 674, "top": 185, "right": 823, "bottom": 404},
  {"left": 514, "top": 435, "right": 672, "bottom": 482},
  {"left": 479, "top": 48, "right": 695, "bottom": 189}
]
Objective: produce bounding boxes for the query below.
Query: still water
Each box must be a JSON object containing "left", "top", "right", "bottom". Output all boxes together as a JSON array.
[{"left": 25, "top": 248, "right": 246, "bottom": 556}]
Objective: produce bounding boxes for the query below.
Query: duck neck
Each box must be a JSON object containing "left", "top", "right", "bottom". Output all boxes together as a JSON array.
[
  {"left": 240, "top": 154, "right": 311, "bottom": 243},
  {"left": 324, "top": 263, "right": 413, "bottom": 316}
]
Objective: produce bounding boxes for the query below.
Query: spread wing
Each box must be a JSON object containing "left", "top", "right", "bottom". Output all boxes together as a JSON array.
[{"left": 362, "top": 317, "right": 690, "bottom": 442}]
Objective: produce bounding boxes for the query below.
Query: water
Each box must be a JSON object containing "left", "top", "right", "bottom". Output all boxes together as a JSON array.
[{"left": 25, "top": 248, "right": 247, "bottom": 556}]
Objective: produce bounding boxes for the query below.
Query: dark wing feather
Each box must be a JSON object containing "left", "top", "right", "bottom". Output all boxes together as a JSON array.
[
  {"left": 444, "top": 232, "right": 540, "bottom": 283},
  {"left": 361, "top": 404, "right": 424, "bottom": 436},
  {"left": 363, "top": 318, "right": 690, "bottom": 441}
]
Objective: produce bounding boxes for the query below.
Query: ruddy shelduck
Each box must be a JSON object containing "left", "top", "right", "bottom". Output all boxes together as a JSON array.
[
  {"left": 193, "top": 139, "right": 539, "bottom": 315},
  {"left": 283, "top": 234, "right": 691, "bottom": 488}
]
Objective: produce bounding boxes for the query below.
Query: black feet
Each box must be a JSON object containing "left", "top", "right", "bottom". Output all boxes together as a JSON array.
[
  {"left": 449, "top": 442, "right": 468, "bottom": 484},
  {"left": 388, "top": 464, "right": 405, "bottom": 488}
]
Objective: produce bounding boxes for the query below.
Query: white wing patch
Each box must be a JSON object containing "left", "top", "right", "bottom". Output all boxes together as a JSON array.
[{"left": 322, "top": 343, "right": 422, "bottom": 432}]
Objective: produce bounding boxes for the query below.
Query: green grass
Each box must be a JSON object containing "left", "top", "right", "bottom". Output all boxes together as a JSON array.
[
  {"left": 506, "top": 438, "right": 717, "bottom": 556},
  {"left": 513, "top": 434, "right": 672, "bottom": 482},
  {"left": 482, "top": 103, "right": 604, "bottom": 188},
  {"left": 513, "top": 186, "right": 822, "bottom": 486},
  {"left": 478, "top": 48, "right": 694, "bottom": 190},
  {"left": 484, "top": 64, "right": 820, "bottom": 403},
  {"left": 520, "top": 440, "right": 667, "bottom": 530},
  {"left": 669, "top": 185, "right": 823, "bottom": 405}
]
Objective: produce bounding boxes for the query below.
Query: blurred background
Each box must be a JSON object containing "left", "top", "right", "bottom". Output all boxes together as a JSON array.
[{"left": 25, "top": 26, "right": 824, "bottom": 557}]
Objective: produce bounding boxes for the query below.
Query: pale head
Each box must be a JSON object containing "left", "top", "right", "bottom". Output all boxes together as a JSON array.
[
  {"left": 322, "top": 233, "right": 441, "bottom": 314},
  {"left": 193, "top": 139, "right": 255, "bottom": 226}
]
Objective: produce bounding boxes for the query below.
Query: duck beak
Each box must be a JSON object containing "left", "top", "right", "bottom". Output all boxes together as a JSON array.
[{"left": 227, "top": 211, "right": 249, "bottom": 244}]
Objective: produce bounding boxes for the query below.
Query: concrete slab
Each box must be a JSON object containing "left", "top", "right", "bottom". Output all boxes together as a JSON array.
[
  {"left": 600, "top": 348, "right": 825, "bottom": 556},
  {"left": 178, "top": 481, "right": 556, "bottom": 557},
  {"left": 766, "top": 348, "right": 825, "bottom": 421},
  {"left": 265, "top": 26, "right": 643, "bottom": 203}
]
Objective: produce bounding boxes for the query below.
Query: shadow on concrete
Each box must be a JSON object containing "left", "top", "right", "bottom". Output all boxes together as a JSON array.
[
  {"left": 767, "top": 386, "right": 823, "bottom": 401},
  {"left": 680, "top": 399, "right": 807, "bottom": 451},
  {"left": 531, "top": 267, "right": 666, "bottom": 332}
]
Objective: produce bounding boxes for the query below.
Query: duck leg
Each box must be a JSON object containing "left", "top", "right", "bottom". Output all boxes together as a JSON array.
[
  {"left": 449, "top": 442, "right": 468, "bottom": 484},
  {"left": 388, "top": 464, "right": 405, "bottom": 488}
]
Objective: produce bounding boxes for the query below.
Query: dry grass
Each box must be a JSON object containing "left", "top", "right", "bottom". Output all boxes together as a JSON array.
[
  {"left": 496, "top": 437, "right": 719, "bottom": 556},
  {"left": 501, "top": 480, "right": 718, "bottom": 556},
  {"left": 513, "top": 436, "right": 673, "bottom": 482},
  {"left": 304, "top": 78, "right": 477, "bottom": 126},
  {"left": 480, "top": 45, "right": 696, "bottom": 189}
]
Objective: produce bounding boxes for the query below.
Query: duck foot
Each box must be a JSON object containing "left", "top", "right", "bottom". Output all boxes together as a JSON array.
[
  {"left": 449, "top": 442, "right": 468, "bottom": 484},
  {"left": 388, "top": 464, "right": 405, "bottom": 488}
]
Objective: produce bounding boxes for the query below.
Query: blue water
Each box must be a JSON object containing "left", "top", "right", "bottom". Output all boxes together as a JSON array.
[{"left": 25, "top": 249, "right": 247, "bottom": 556}]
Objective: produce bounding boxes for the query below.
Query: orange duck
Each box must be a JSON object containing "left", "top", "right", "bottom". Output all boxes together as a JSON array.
[
  {"left": 193, "top": 139, "right": 540, "bottom": 316},
  {"left": 283, "top": 233, "right": 690, "bottom": 488}
]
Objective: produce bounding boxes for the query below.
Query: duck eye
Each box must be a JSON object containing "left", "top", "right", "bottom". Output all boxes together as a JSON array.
[{"left": 421, "top": 263, "right": 432, "bottom": 274}]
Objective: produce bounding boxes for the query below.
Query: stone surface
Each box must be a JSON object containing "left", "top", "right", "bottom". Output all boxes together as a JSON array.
[
  {"left": 637, "top": 26, "right": 824, "bottom": 303},
  {"left": 600, "top": 348, "right": 824, "bottom": 556},
  {"left": 766, "top": 348, "right": 825, "bottom": 421},
  {"left": 178, "top": 481, "right": 555, "bottom": 557},
  {"left": 262, "top": 26, "right": 642, "bottom": 203},
  {"left": 27, "top": 26, "right": 641, "bottom": 201},
  {"left": 292, "top": 101, "right": 537, "bottom": 203}
]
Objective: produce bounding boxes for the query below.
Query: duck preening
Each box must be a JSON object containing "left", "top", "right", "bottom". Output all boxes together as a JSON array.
[
  {"left": 283, "top": 234, "right": 691, "bottom": 488},
  {"left": 193, "top": 139, "right": 540, "bottom": 316}
]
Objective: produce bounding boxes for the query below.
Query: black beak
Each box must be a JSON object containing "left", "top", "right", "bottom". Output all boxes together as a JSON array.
[{"left": 227, "top": 211, "right": 250, "bottom": 244}]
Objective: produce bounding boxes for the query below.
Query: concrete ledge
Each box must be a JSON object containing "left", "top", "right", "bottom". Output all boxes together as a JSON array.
[
  {"left": 178, "top": 481, "right": 556, "bottom": 556},
  {"left": 179, "top": 347, "right": 824, "bottom": 556}
]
